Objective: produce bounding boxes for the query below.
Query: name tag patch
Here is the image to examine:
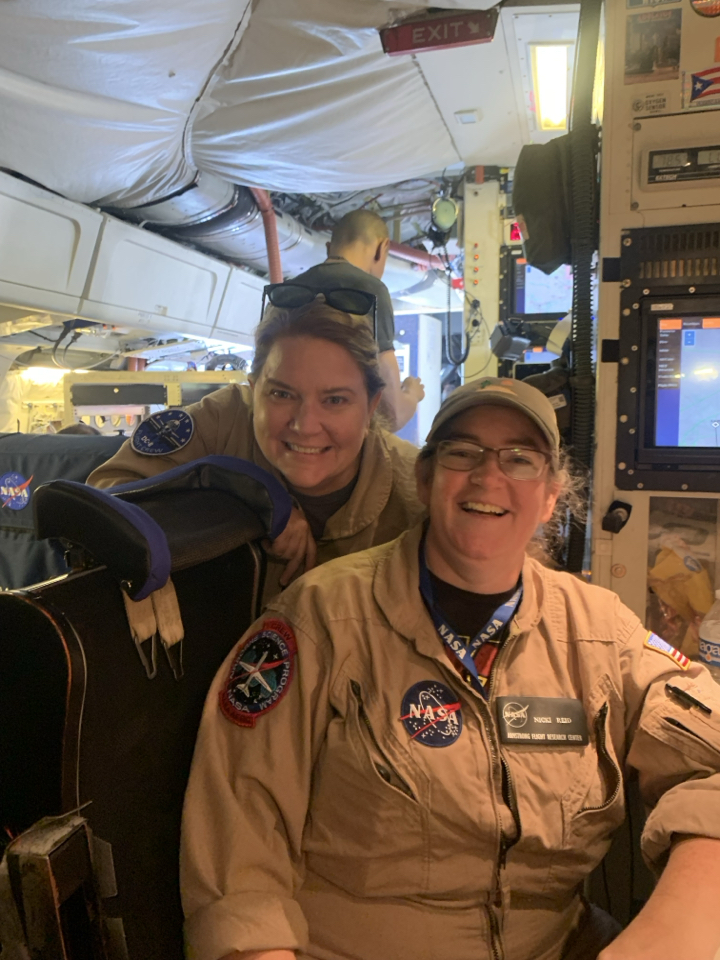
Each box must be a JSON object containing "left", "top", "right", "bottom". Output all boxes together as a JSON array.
[
  {"left": 400, "top": 681, "right": 463, "bottom": 747},
  {"left": 131, "top": 409, "right": 194, "bottom": 456},
  {"left": 496, "top": 696, "right": 588, "bottom": 746}
]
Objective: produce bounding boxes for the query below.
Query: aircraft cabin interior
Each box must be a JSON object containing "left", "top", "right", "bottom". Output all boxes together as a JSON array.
[{"left": 2, "top": 0, "right": 720, "bottom": 958}]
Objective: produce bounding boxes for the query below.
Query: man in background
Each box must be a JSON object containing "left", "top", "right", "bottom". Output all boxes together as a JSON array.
[
  {"left": 294, "top": 209, "right": 425, "bottom": 431},
  {"left": 57, "top": 422, "right": 101, "bottom": 435}
]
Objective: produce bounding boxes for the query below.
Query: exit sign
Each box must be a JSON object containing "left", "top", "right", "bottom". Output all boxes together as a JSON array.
[{"left": 380, "top": 9, "right": 498, "bottom": 56}]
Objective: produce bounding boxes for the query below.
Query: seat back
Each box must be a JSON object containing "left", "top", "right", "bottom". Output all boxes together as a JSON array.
[
  {"left": 0, "top": 547, "right": 262, "bottom": 960},
  {"left": 0, "top": 433, "right": 125, "bottom": 589},
  {"left": 1, "top": 457, "right": 292, "bottom": 960}
]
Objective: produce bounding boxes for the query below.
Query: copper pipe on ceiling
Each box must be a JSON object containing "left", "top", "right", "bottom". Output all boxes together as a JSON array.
[
  {"left": 249, "top": 187, "right": 283, "bottom": 283},
  {"left": 388, "top": 241, "right": 444, "bottom": 271}
]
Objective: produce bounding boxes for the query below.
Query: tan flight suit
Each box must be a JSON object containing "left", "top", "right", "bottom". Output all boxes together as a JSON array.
[
  {"left": 181, "top": 523, "right": 720, "bottom": 960},
  {"left": 87, "top": 384, "right": 425, "bottom": 604}
]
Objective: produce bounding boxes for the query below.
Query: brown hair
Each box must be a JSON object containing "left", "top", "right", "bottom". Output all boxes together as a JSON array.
[
  {"left": 251, "top": 299, "right": 385, "bottom": 400},
  {"left": 57, "top": 422, "right": 101, "bottom": 435}
]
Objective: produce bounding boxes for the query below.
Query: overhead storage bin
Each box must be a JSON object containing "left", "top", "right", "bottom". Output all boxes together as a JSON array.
[
  {"left": 0, "top": 170, "right": 103, "bottom": 316},
  {"left": 81, "top": 219, "right": 231, "bottom": 337},
  {"left": 212, "top": 265, "right": 265, "bottom": 342}
]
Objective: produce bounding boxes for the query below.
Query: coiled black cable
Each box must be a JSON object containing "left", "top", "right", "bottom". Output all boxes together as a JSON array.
[{"left": 565, "top": 0, "right": 603, "bottom": 573}]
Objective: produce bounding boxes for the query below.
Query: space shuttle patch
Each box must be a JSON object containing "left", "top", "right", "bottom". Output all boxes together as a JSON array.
[{"left": 220, "top": 620, "right": 297, "bottom": 728}]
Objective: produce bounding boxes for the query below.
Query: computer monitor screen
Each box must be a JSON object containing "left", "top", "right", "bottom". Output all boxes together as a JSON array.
[
  {"left": 514, "top": 362, "right": 552, "bottom": 381},
  {"left": 514, "top": 260, "right": 573, "bottom": 316},
  {"left": 524, "top": 349, "right": 557, "bottom": 364},
  {"left": 655, "top": 316, "right": 720, "bottom": 447}
]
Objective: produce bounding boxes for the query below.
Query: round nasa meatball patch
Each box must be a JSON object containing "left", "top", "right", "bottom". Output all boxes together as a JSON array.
[
  {"left": 0, "top": 472, "right": 33, "bottom": 511},
  {"left": 400, "top": 680, "right": 463, "bottom": 747},
  {"left": 220, "top": 620, "right": 297, "bottom": 728}
]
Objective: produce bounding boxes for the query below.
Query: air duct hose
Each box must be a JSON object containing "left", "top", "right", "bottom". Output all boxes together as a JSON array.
[
  {"left": 565, "top": 0, "right": 602, "bottom": 574},
  {"left": 388, "top": 241, "right": 445, "bottom": 271},
  {"left": 249, "top": 187, "right": 283, "bottom": 283}
]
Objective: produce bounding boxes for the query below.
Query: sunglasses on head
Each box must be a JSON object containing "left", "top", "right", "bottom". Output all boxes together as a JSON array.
[{"left": 261, "top": 283, "right": 377, "bottom": 340}]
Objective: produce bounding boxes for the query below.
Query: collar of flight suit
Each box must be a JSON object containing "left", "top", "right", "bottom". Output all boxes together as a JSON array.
[
  {"left": 373, "top": 523, "right": 546, "bottom": 663},
  {"left": 320, "top": 429, "right": 395, "bottom": 541}
]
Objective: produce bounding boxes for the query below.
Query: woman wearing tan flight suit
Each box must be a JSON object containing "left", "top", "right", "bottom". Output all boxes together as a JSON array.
[
  {"left": 181, "top": 377, "right": 720, "bottom": 960},
  {"left": 89, "top": 297, "right": 424, "bottom": 604}
]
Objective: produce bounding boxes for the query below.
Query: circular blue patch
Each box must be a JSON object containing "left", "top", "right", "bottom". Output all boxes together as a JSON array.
[
  {"left": 0, "top": 472, "right": 33, "bottom": 511},
  {"left": 400, "top": 680, "right": 462, "bottom": 747},
  {"left": 131, "top": 409, "right": 194, "bottom": 456},
  {"left": 684, "top": 555, "right": 702, "bottom": 573},
  {"left": 220, "top": 619, "right": 297, "bottom": 728}
]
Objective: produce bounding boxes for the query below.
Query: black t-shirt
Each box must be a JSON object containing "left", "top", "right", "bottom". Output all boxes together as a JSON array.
[
  {"left": 292, "top": 259, "right": 395, "bottom": 354},
  {"left": 428, "top": 572, "right": 517, "bottom": 641},
  {"left": 289, "top": 474, "right": 358, "bottom": 540}
]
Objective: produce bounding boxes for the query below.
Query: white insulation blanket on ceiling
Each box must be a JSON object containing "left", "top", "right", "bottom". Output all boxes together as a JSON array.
[
  {"left": 0, "top": 0, "right": 496, "bottom": 205},
  {"left": 191, "top": 0, "right": 462, "bottom": 192},
  {"left": 0, "top": 0, "right": 253, "bottom": 205}
]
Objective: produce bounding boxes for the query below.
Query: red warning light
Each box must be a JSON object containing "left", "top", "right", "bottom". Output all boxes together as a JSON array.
[{"left": 510, "top": 222, "right": 523, "bottom": 242}]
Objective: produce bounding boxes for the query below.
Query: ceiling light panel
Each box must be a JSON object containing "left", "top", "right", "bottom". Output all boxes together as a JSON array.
[
  {"left": 531, "top": 43, "right": 570, "bottom": 131},
  {"left": 503, "top": 6, "right": 580, "bottom": 145}
]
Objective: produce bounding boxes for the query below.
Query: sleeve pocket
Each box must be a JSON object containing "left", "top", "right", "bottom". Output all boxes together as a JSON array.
[{"left": 638, "top": 677, "right": 720, "bottom": 770}]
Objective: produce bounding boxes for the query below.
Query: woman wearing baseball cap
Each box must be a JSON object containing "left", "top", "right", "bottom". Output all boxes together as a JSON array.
[{"left": 181, "top": 377, "right": 720, "bottom": 960}]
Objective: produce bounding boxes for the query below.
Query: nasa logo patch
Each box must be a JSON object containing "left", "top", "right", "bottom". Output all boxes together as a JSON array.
[
  {"left": 400, "top": 680, "right": 462, "bottom": 747},
  {"left": 131, "top": 409, "right": 194, "bottom": 456},
  {"left": 0, "top": 472, "right": 33, "bottom": 511},
  {"left": 220, "top": 619, "right": 297, "bottom": 728}
]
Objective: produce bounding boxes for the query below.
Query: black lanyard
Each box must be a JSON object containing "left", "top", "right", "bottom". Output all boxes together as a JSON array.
[{"left": 418, "top": 538, "right": 522, "bottom": 699}]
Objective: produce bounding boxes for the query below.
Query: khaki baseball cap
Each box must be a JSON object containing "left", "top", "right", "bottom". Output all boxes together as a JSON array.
[{"left": 426, "top": 377, "right": 560, "bottom": 453}]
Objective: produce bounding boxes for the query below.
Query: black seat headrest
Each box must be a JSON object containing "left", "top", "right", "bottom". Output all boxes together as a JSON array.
[{"left": 33, "top": 456, "right": 292, "bottom": 600}]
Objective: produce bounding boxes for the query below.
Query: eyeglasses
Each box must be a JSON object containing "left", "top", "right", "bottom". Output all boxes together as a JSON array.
[
  {"left": 262, "top": 283, "right": 377, "bottom": 339},
  {"left": 435, "top": 439, "right": 551, "bottom": 480}
]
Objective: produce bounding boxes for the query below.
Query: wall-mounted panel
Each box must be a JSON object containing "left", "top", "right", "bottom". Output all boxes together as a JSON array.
[
  {"left": 82, "top": 219, "right": 230, "bottom": 336},
  {"left": 0, "top": 171, "right": 103, "bottom": 315},
  {"left": 632, "top": 112, "right": 720, "bottom": 213}
]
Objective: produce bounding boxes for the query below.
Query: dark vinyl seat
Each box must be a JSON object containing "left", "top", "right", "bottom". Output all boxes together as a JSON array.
[
  {"left": 0, "top": 432, "right": 126, "bottom": 589},
  {"left": 0, "top": 457, "right": 292, "bottom": 960}
]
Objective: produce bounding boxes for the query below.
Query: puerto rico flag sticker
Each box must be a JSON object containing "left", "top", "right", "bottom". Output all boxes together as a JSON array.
[
  {"left": 644, "top": 631, "right": 690, "bottom": 671},
  {"left": 220, "top": 620, "right": 297, "bottom": 728}
]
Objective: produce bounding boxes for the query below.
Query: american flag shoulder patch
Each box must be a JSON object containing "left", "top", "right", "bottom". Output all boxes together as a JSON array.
[{"left": 644, "top": 631, "right": 690, "bottom": 671}]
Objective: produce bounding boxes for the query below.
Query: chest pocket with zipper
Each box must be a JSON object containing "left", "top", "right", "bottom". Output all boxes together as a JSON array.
[
  {"left": 508, "top": 691, "right": 626, "bottom": 896},
  {"left": 562, "top": 701, "right": 624, "bottom": 844},
  {"left": 529, "top": 697, "right": 625, "bottom": 895},
  {"left": 350, "top": 680, "right": 418, "bottom": 801},
  {"left": 303, "top": 678, "right": 428, "bottom": 897}
]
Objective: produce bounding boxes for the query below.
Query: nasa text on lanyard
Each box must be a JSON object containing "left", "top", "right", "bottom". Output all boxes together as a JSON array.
[{"left": 418, "top": 542, "right": 521, "bottom": 699}]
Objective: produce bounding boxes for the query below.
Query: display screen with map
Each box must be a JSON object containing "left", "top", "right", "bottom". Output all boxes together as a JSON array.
[
  {"left": 655, "top": 315, "right": 720, "bottom": 447},
  {"left": 513, "top": 260, "right": 574, "bottom": 316}
]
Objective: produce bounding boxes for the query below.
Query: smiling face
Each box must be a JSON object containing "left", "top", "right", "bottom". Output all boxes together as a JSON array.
[
  {"left": 417, "top": 404, "right": 560, "bottom": 590},
  {"left": 251, "top": 335, "right": 379, "bottom": 495}
]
